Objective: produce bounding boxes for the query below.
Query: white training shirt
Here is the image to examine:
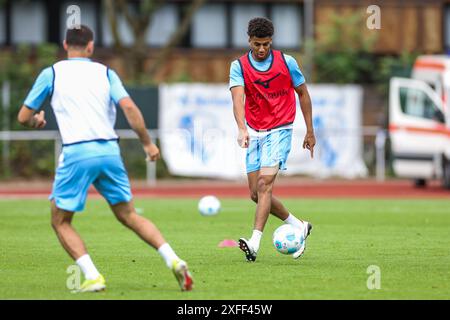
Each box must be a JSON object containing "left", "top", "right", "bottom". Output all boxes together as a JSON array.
[{"left": 51, "top": 59, "right": 118, "bottom": 145}]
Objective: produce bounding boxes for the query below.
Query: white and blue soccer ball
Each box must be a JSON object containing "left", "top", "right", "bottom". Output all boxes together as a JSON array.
[
  {"left": 272, "top": 224, "right": 305, "bottom": 255},
  {"left": 198, "top": 195, "right": 221, "bottom": 216}
]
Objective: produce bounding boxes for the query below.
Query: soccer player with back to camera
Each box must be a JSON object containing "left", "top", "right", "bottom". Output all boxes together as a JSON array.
[
  {"left": 17, "top": 25, "right": 193, "bottom": 292},
  {"left": 229, "top": 17, "right": 316, "bottom": 262}
]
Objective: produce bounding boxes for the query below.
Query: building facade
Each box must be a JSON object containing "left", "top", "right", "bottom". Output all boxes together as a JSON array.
[{"left": 0, "top": 0, "right": 449, "bottom": 82}]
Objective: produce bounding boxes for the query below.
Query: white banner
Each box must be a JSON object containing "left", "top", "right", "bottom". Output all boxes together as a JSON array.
[
  {"left": 159, "top": 84, "right": 246, "bottom": 179},
  {"left": 159, "top": 84, "right": 368, "bottom": 179},
  {"left": 287, "top": 84, "right": 368, "bottom": 179}
]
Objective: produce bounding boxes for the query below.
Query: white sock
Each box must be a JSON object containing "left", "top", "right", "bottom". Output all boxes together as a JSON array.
[
  {"left": 158, "top": 243, "right": 180, "bottom": 268},
  {"left": 249, "top": 230, "right": 263, "bottom": 252},
  {"left": 76, "top": 254, "right": 100, "bottom": 280},
  {"left": 284, "top": 213, "right": 304, "bottom": 229}
]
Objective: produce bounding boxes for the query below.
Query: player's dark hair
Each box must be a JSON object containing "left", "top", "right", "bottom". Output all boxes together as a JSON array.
[
  {"left": 247, "top": 17, "right": 274, "bottom": 38},
  {"left": 65, "top": 25, "right": 94, "bottom": 47}
]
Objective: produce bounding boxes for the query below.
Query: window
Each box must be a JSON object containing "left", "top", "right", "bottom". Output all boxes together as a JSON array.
[
  {"left": 192, "top": 4, "right": 227, "bottom": 48},
  {"left": 147, "top": 5, "right": 178, "bottom": 47},
  {"left": 445, "top": 5, "right": 450, "bottom": 52},
  {"left": 102, "top": 9, "right": 134, "bottom": 47},
  {"left": 400, "top": 87, "right": 445, "bottom": 123},
  {"left": 228, "top": 3, "right": 303, "bottom": 49},
  {"left": 102, "top": 4, "right": 177, "bottom": 47},
  {"left": 231, "top": 4, "right": 266, "bottom": 48},
  {"left": 59, "top": 2, "right": 98, "bottom": 42},
  {"left": 271, "top": 4, "right": 302, "bottom": 49},
  {"left": 0, "top": 7, "right": 5, "bottom": 45},
  {"left": 11, "top": 1, "right": 47, "bottom": 44}
]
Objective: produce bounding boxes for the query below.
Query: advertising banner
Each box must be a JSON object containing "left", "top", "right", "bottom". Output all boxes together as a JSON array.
[{"left": 159, "top": 84, "right": 367, "bottom": 179}]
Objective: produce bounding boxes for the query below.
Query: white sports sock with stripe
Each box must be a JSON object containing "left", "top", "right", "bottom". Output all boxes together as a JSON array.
[
  {"left": 158, "top": 243, "right": 180, "bottom": 268},
  {"left": 249, "top": 230, "right": 263, "bottom": 252},
  {"left": 284, "top": 213, "right": 304, "bottom": 229},
  {"left": 76, "top": 254, "right": 100, "bottom": 280}
]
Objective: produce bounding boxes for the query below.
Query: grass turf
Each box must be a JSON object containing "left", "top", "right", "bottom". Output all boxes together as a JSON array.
[{"left": 0, "top": 198, "right": 449, "bottom": 300}]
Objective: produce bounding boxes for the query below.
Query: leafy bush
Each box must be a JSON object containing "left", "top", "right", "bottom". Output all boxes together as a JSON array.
[
  {"left": 0, "top": 44, "right": 58, "bottom": 178},
  {"left": 311, "top": 12, "right": 378, "bottom": 84}
]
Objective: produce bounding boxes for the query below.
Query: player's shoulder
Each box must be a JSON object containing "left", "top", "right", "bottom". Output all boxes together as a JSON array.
[
  {"left": 40, "top": 65, "right": 54, "bottom": 74},
  {"left": 281, "top": 53, "right": 302, "bottom": 72},
  {"left": 89, "top": 60, "right": 109, "bottom": 73},
  {"left": 35, "top": 66, "right": 54, "bottom": 82},
  {"left": 281, "top": 53, "right": 298, "bottom": 64},
  {"left": 52, "top": 60, "right": 65, "bottom": 68},
  {"left": 230, "top": 59, "right": 242, "bottom": 72},
  {"left": 231, "top": 59, "right": 240, "bottom": 67}
]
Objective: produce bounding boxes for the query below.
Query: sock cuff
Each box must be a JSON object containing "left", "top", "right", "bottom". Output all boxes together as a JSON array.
[
  {"left": 158, "top": 243, "right": 180, "bottom": 268},
  {"left": 283, "top": 213, "right": 292, "bottom": 223},
  {"left": 75, "top": 254, "right": 90, "bottom": 264},
  {"left": 252, "top": 230, "right": 263, "bottom": 236},
  {"left": 157, "top": 243, "right": 170, "bottom": 253}
]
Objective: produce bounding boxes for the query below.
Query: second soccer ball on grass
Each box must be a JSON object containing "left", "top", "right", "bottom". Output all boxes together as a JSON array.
[{"left": 198, "top": 195, "right": 221, "bottom": 216}]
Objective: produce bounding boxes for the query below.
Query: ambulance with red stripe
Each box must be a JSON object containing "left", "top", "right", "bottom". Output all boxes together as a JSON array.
[{"left": 389, "top": 55, "right": 450, "bottom": 188}]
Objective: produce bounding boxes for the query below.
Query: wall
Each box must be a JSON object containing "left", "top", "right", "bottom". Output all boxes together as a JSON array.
[{"left": 315, "top": 0, "right": 444, "bottom": 54}]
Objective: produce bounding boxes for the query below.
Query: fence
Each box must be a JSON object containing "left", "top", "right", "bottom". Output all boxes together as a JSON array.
[{"left": 0, "top": 126, "right": 387, "bottom": 184}]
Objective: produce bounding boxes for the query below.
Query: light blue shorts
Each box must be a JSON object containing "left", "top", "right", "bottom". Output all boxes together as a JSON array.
[
  {"left": 49, "top": 155, "right": 132, "bottom": 212},
  {"left": 246, "top": 129, "right": 293, "bottom": 173}
]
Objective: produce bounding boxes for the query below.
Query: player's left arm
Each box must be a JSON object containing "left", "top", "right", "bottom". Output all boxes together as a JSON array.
[
  {"left": 17, "top": 67, "right": 53, "bottom": 129},
  {"left": 285, "top": 54, "right": 316, "bottom": 158},
  {"left": 109, "top": 69, "right": 160, "bottom": 161},
  {"left": 294, "top": 84, "right": 315, "bottom": 159}
]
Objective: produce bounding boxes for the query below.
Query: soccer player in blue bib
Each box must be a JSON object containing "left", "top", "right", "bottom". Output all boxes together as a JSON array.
[{"left": 17, "top": 25, "right": 193, "bottom": 292}]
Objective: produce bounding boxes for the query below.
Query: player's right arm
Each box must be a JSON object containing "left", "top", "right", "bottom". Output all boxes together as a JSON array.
[
  {"left": 109, "top": 69, "right": 160, "bottom": 161},
  {"left": 231, "top": 86, "right": 249, "bottom": 148},
  {"left": 229, "top": 60, "right": 249, "bottom": 148},
  {"left": 17, "top": 67, "right": 53, "bottom": 129}
]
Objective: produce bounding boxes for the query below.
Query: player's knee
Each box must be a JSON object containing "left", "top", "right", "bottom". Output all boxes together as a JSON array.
[
  {"left": 116, "top": 212, "right": 135, "bottom": 227},
  {"left": 257, "top": 178, "right": 272, "bottom": 194},
  {"left": 116, "top": 213, "right": 130, "bottom": 226},
  {"left": 51, "top": 214, "right": 68, "bottom": 231},
  {"left": 50, "top": 217, "right": 59, "bottom": 231},
  {"left": 250, "top": 191, "right": 258, "bottom": 203}
]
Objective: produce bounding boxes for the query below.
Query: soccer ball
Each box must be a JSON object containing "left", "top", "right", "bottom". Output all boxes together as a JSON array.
[
  {"left": 198, "top": 195, "right": 221, "bottom": 216},
  {"left": 272, "top": 224, "right": 304, "bottom": 255}
]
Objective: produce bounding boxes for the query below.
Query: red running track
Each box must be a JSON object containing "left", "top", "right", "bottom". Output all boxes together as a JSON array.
[{"left": 0, "top": 179, "right": 448, "bottom": 199}]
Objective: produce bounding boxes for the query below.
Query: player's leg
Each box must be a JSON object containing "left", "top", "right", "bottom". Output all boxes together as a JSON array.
[
  {"left": 50, "top": 158, "right": 105, "bottom": 292},
  {"left": 248, "top": 170, "right": 289, "bottom": 220},
  {"left": 239, "top": 134, "right": 262, "bottom": 261},
  {"left": 270, "top": 129, "right": 313, "bottom": 259},
  {"left": 241, "top": 134, "right": 280, "bottom": 260},
  {"left": 249, "top": 130, "right": 307, "bottom": 229},
  {"left": 109, "top": 200, "right": 165, "bottom": 249},
  {"left": 95, "top": 156, "right": 193, "bottom": 291},
  {"left": 240, "top": 129, "right": 312, "bottom": 261},
  {"left": 50, "top": 201, "right": 86, "bottom": 260},
  {"left": 109, "top": 201, "right": 192, "bottom": 291},
  {"left": 253, "top": 166, "right": 279, "bottom": 232},
  {"left": 239, "top": 167, "right": 278, "bottom": 262},
  {"left": 249, "top": 172, "right": 306, "bottom": 230}
]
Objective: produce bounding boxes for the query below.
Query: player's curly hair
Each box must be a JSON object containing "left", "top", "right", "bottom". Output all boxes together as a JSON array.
[{"left": 247, "top": 17, "right": 274, "bottom": 38}]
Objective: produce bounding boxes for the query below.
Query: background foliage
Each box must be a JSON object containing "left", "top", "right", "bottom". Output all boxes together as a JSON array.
[{"left": 0, "top": 12, "right": 419, "bottom": 180}]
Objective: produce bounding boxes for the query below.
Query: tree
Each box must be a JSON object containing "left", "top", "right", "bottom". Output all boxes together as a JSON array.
[
  {"left": 312, "top": 12, "right": 378, "bottom": 84},
  {"left": 103, "top": 0, "right": 206, "bottom": 84}
]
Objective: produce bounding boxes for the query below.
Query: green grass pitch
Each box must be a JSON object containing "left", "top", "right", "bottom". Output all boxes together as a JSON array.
[{"left": 0, "top": 198, "right": 449, "bottom": 299}]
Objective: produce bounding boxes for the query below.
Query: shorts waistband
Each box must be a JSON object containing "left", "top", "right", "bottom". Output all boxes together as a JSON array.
[{"left": 247, "top": 122, "right": 293, "bottom": 132}]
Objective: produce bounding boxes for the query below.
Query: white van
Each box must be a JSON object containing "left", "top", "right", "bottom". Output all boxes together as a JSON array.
[{"left": 389, "top": 55, "right": 450, "bottom": 188}]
